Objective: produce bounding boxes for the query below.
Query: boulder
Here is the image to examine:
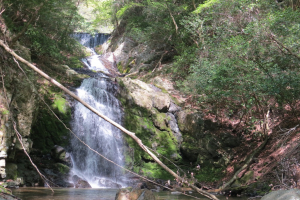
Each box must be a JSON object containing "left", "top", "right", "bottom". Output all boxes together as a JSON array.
[
  {"left": 168, "top": 102, "right": 181, "bottom": 113},
  {"left": 75, "top": 179, "right": 92, "bottom": 188},
  {"left": 152, "top": 76, "right": 174, "bottom": 92},
  {"left": 96, "top": 178, "right": 122, "bottom": 188},
  {"left": 72, "top": 175, "right": 92, "bottom": 188},
  {"left": 51, "top": 145, "right": 71, "bottom": 165},
  {"left": 6, "top": 180, "right": 20, "bottom": 188},
  {"left": 115, "top": 188, "right": 156, "bottom": 200},
  {"left": 176, "top": 110, "right": 204, "bottom": 138},
  {"left": 119, "top": 78, "right": 171, "bottom": 112},
  {"left": 152, "top": 94, "right": 170, "bottom": 112},
  {"left": 261, "top": 189, "right": 300, "bottom": 200}
]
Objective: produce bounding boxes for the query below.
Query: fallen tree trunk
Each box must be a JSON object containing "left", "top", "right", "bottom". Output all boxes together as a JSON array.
[
  {"left": 0, "top": 39, "right": 219, "bottom": 200},
  {"left": 219, "top": 137, "right": 269, "bottom": 190}
]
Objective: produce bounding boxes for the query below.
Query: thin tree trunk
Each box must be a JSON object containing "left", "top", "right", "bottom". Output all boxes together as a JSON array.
[{"left": 0, "top": 39, "right": 219, "bottom": 200}]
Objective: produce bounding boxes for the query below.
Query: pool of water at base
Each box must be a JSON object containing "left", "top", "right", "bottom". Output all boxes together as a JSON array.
[{"left": 12, "top": 187, "right": 256, "bottom": 200}]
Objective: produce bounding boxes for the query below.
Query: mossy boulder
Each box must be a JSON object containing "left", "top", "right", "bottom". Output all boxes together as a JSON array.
[
  {"left": 119, "top": 81, "right": 180, "bottom": 179},
  {"left": 152, "top": 113, "right": 168, "bottom": 131},
  {"left": 115, "top": 188, "right": 156, "bottom": 200}
]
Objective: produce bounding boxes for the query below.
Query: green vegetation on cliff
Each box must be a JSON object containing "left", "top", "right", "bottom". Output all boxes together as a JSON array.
[{"left": 96, "top": 0, "right": 300, "bottom": 128}]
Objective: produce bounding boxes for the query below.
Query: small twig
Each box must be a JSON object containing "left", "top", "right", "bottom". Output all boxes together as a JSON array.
[
  {"left": 152, "top": 51, "right": 168, "bottom": 73},
  {"left": 0, "top": 8, "right": 5, "bottom": 16},
  {"left": 270, "top": 34, "right": 300, "bottom": 60}
]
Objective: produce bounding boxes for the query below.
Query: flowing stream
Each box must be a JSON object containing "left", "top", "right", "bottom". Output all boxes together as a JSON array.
[
  {"left": 70, "top": 33, "right": 125, "bottom": 188},
  {"left": 12, "top": 188, "right": 251, "bottom": 200}
]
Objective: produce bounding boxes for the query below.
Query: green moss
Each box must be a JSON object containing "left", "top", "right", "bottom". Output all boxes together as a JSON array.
[
  {"left": 117, "top": 62, "right": 123, "bottom": 73},
  {"left": 0, "top": 108, "right": 9, "bottom": 115},
  {"left": 68, "top": 56, "right": 84, "bottom": 68},
  {"left": 55, "top": 163, "right": 70, "bottom": 174},
  {"left": 141, "top": 162, "right": 174, "bottom": 180},
  {"left": 152, "top": 113, "right": 168, "bottom": 131},
  {"left": 121, "top": 95, "right": 180, "bottom": 180},
  {"left": 195, "top": 165, "right": 225, "bottom": 182},
  {"left": 52, "top": 94, "right": 67, "bottom": 114},
  {"left": 30, "top": 88, "right": 71, "bottom": 154},
  {"left": 0, "top": 184, "right": 11, "bottom": 195}
]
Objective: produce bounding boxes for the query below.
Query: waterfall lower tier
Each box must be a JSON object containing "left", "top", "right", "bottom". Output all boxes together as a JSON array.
[
  {"left": 71, "top": 76, "right": 125, "bottom": 188},
  {"left": 70, "top": 33, "right": 125, "bottom": 188}
]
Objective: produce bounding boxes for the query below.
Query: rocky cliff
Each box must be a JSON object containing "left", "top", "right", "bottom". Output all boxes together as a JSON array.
[
  {"left": 0, "top": 40, "right": 88, "bottom": 187},
  {"left": 98, "top": 32, "right": 243, "bottom": 185}
]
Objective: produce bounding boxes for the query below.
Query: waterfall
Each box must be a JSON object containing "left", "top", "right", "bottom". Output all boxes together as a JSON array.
[
  {"left": 72, "top": 33, "right": 110, "bottom": 48},
  {"left": 70, "top": 34, "right": 125, "bottom": 188}
]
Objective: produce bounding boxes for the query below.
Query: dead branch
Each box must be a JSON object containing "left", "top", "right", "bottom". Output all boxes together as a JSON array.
[
  {"left": 219, "top": 137, "right": 269, "bottom": 190},
  {"left": 166, "top": 4, "right": 178, "bottom": 34},
  {"left": 152, "top": 51, "right": 168, "bottom": 73},
  {"left": 270, "top": 34, "right": 300, "bottom": 60},
  {"left": 0, "top": 39, "right": 219, "bottom": 200}
]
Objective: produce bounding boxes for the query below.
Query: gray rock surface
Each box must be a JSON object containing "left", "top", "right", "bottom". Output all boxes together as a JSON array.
[
  {"left": 119, "top": 78, "right": 171, "bottom": 112},
  {"left": 261, "top": 189, "right": 300, "bottom": 200},
  {"left": 115, "top": 188, "right": 156, "bottom": 200},
  {"left": 51, "top": 145, "right": 71, "bottom": 165}
]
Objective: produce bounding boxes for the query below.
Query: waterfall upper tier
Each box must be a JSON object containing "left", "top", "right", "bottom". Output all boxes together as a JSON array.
[{"left": 72, "top": 33, "right": 110, "bottom": 48}]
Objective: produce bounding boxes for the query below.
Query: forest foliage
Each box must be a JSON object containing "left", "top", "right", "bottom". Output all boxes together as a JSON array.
[
  {"left": 1, "top": 0, "right": 85, "bottom": 65},
  {"left": 2, "top": 0, "right": 300, "bottom": 128},
  {"left": 101, "top": 0, "right": 300, "bottom": 129}
]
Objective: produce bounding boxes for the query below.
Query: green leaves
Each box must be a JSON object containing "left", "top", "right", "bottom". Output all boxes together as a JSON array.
[
  {"left": 171, "top": 0, "right": 300, "bottom": 120},
  {"left": 193, "top": 0, "right": 220, "bottom": 14}
]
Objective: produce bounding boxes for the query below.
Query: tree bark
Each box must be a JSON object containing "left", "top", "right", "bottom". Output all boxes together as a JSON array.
[{"left": 0, "top": 39, "right": 219, "bottom": 200}]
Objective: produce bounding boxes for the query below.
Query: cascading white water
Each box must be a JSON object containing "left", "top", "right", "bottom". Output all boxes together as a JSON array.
[
  {"left": 70, "top": 33, "right": 125, "bottom": 188},
  {"left": 72, "top": 33, "right": 110, "bottom": 48}
]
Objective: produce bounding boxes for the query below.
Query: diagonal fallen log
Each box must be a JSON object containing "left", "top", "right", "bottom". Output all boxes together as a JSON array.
[{"left": 0, "top": 39, "right": 219, "bottom": 200}]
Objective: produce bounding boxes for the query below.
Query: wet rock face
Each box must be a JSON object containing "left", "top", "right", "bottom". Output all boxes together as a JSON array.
[
  {"left": 176, "top": 109, "right": 235, "bottom": 167},
  {"left": 96, "top": 178, "right": 122, "bottom": 189},
  {"left": 108, "top": 36, "right": 162, "bottom": 74},
  {"left": 72, "top": 175, "right": 92, "bottom": 188},
  {"left": 166, "top": 113, "right": 182, "bottom": 144},
  {"left": 51, "top": 145, "right": 71, "bottom": 165},
  {"left": 0, "top": 42, "right": 38, "bottom": 179},
  {"left": 176, "top": 111, "right": 204, "bottom": 139}
]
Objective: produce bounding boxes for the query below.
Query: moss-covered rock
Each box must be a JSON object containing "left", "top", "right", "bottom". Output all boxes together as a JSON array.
[
  {"left": 152, "top": 113, "right": 168, "bottom": 131},
  {"left": 119, "top": 78, "right": 180, "bottom": 180}
]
